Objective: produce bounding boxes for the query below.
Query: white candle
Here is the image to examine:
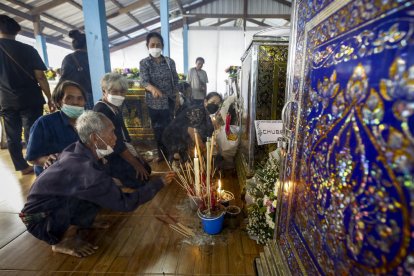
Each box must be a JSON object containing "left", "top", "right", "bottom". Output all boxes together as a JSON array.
[
  {"left": 194, "top": 148, "right": 200, "bottom": 196},
  {"left": 206, "top": 137, "right": 211, "bottom": 212}
]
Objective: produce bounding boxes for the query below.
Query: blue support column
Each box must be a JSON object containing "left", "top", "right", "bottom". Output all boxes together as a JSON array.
[
  {"left": 160, "top": 0, "right": 170, "bottom": 57},
  {"left": 183, "top": 22, "right": 189, "bottom": 74},
  {"left": 82, "top": 0, "right": 111, "bottom": 103},
  {"left": 33, "top": 17, "right": 49, "bottom": 67},
  {"left": 35, "top": 35, "right": 49, "bottom": 67}
]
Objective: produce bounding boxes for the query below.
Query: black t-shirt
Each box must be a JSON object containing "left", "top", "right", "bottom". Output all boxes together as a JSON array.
[
  {"left": 93, "top": 100, "right": 130, "bottom": 154},
  {"left": 61, "top": 51, "right": 92, "bottom": 94},
  {"left": 0, "top": 38, "right": 47, "bottom": 110}
]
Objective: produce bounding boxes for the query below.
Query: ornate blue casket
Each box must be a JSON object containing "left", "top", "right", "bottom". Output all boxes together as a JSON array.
[{"left": 276, "top": 0, "right": 414, "bottom": 274}]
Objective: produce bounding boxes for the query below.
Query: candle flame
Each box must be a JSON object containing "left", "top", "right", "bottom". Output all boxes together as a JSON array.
[{"left": 194, "top": 147, "right": 197, "bottom": 158}]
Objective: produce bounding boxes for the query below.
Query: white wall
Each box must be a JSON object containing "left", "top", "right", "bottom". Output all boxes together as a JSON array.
[
  {"left": 110, "top": 27, "right": 261, "bottom": 95},
  {"left": 188, "top": 28, "right": 258, "bottom": 94},
  {"left": 17, "top": 27, "right": 262, "bottom": 95},
  {"left": 110, "top": 29, "right": 185, "bottom": 71},
  {"left": 16, "top": 35, "right": 71, "bottom": 68}
]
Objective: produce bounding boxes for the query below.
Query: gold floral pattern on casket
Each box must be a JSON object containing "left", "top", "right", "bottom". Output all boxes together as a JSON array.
[
  {"left": 297, "top": 59, "right": 414, "bottom": 274},
  {"left": 312, "top": 19, "right": 413, "bottom": 69}
]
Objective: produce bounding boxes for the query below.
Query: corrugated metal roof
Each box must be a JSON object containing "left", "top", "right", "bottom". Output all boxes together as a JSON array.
[
  {"left": 248, "top": 0, "right": 291, "bottom": 14},
  {"left": 191, "top": 0, "right": 244, "bottom": 14},
  {"left": 190, "top": 0, "right": 290, "bottom": 15},
  {"left": 1, "top": 0, "right": 291, "bottom": 51}
]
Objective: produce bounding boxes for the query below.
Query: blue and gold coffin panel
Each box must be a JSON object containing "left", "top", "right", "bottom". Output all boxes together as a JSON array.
[{"left": 278, "top": 0, "right": 414, "bottom": 275}]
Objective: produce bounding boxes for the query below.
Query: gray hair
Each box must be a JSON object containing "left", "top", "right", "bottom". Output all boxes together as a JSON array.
[
  {"left": 76, "top": 111, "right": 109, "bottom": 143},
  {"left": 101, "top": 72, "right": 129, "bottom": 93}
]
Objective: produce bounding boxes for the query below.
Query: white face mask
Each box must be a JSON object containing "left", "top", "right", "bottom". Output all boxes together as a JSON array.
[
  {"left": 95, "top": 134, "right": 114, "bottom": 159},
  {"left": 148, "top": 48, "right": 162, "bottom": 58},
  {"left": 107, "top": 94, "right": 125, "bottom": 107}
]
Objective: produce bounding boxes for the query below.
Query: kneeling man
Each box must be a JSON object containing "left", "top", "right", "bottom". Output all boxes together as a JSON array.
[{"left": 19, "top": 111, "right": 174, "bottom": 257}]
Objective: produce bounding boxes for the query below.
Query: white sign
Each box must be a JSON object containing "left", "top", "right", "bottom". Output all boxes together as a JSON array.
[{"left": 254, "top": 120, "right": 283, "bottom": 145}]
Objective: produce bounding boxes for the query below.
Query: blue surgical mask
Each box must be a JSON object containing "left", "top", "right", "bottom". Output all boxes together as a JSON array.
[{"left": 61, "top": 104, "right": 84, "bottom": 118}]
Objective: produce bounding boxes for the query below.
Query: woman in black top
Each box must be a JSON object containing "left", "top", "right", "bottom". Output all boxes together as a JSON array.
[
  {"left": 61, "top": 30, "right": 94, "bottom": 109},
  {"left": 162, "top": 92, "right": 223, "bottom": 162},
  {"left": 93, "top": 73, "right": 151, "bottom": 188}
]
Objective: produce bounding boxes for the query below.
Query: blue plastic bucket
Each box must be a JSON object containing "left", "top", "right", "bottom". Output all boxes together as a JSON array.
[{"left": 197, "top": 208, "right": 225, "bottom": 235}]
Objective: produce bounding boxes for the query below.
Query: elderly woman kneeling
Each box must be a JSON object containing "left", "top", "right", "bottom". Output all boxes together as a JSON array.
[{"left": 93, "top": 73, "right": 151, "bottom": 188}]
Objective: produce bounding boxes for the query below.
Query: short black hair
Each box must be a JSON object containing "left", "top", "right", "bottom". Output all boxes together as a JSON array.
[
  {"left": 68, "top": 30, "right": 87, "bottom": 50},
  {"left": 0, "top": 15, "right": 21, "bottom": 36},
  {"left": 196, "top": 57, "right": 205, "bottom": 63},
  {"left": 146, "top": 32, "right": 164, "bottom": 48},
  {"left": 52, "top": 80, "right": 87, "bottom": 109},
  {"left": 205, "top": 92, "right": 223, "bottom": 102}
]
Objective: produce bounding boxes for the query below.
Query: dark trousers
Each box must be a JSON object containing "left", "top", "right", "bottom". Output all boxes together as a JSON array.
[
  {"left": 26, "top": 198, "right": 100, "bottom": 245},
  {"left": 147, "top": 107, "right": 170, "bottom": 159},
  {"left": 2, "top": 105, "right": 43, "bottom": 171}
]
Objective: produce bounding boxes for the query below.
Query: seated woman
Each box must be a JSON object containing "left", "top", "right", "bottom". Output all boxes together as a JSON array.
[
  {"left": 26, "top": 80, "right": 86, "bottom": 175},
  {"left": 93, "top": 73, "right": 151, "bottom": 188},
  {"left": 162, "top": 92, "right": 223, "bottom": 162}
]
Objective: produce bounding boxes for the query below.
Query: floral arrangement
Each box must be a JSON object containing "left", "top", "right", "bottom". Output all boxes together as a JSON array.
[
  {"left": 246, "top": 150, "right": 281, "bottom": 244},
  {"left": 45, "top": 69, "right": 58, "bottom": 80},
  {"left": 225, "top": 65, "right": 241, "bottom": 78},
  {"left": 178, "top": 73, "right": 187, "bottom": 81},
  {"left": 113, "top": 67, "right": 140, "bottom": 79}
]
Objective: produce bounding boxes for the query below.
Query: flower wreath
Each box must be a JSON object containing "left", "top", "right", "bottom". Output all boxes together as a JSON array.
[{"left": 246, "top": 149, "right": 281, "bottom": 244}]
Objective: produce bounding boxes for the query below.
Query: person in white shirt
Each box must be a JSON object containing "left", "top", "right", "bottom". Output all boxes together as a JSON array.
[{"left": 187, "top": 57, "right": 208, "bottom": 106}]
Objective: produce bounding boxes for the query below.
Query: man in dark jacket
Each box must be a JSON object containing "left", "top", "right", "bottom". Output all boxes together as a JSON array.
[{"left": 20, "top": 111, "right": 174, "bottom": 257}]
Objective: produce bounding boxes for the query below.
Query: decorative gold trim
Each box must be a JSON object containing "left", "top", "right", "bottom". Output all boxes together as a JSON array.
[
  {"left": 286, "top": 235, "right": 309, "bottom": 276},
  {"left": 285, "top": 1, "right": 363, "bottom": 275}
]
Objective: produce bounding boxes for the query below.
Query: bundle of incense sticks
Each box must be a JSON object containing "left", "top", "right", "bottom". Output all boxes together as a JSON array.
[{"left": 162, "top": 131, "right": 218, "bottom": 212}]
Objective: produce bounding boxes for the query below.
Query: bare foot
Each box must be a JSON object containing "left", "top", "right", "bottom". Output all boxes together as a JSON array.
[
  {"left": 52, "top": 237, "right": 98, "bottom": 257},
  {"left": 161, "top": 171, "right": 175, "bottom": 186},
  {"left": 20, "top": 166, "right": 34, "bottom": 175}
]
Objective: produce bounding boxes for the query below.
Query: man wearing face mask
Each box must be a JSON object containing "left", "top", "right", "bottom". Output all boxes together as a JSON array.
[
  {"left": 139, "top": 32, "right": 180, "bottom": 162},
  {"left": 93, "top": 73, "right": 151, "bottom": 188},
  {"left": 20, "top": 111, "right": 175, "bottom": 257},
  {"left": 162, "top": 92, "right": 223, "bottom": 162},
  {"left": 26, "top": 80, "right": 86, "bottom": 176}
]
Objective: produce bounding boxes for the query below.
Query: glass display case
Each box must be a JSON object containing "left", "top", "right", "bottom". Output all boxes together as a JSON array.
[{"left": 235, "top": 27, "right": 289, "bottom": 189}]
